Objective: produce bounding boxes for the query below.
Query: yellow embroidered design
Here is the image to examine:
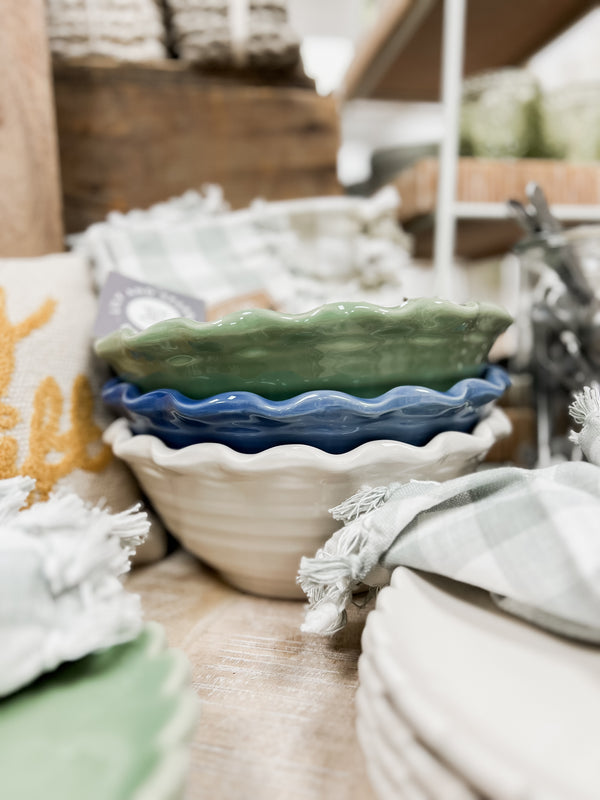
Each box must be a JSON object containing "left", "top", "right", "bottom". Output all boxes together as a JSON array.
[
  {"left": 0, "top": 287, "right": 112, "bottom": 503},
  {"left": 0, "top": 288, "right": 56, "bottom": 480}
]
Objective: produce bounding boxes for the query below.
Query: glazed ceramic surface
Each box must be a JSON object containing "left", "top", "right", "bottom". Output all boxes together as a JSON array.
[
  {"left": 104, "top": 408, "right": 511, "bottom": 599},
  {"left": 101, "top": 365, "right": 510, "bottom": 453},
  {"left": 357, "top": 650, "right": 477, "bottom": 800},
  {"left": 0, "top": 623, "right": 197, "bottom": 800},
  {"left": 358, "top": 568, "right": 600, "bottom": 800},
  {"left": 94, "top": 299, "right": 513, "bottom": 400}
]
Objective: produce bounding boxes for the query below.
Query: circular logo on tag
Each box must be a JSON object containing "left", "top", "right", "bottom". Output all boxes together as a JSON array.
[{"left": 125, "top": 297, "right": 181, "bottom": 330}]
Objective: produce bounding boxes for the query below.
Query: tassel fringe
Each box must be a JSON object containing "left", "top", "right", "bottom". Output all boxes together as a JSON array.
[
  {"left": 569, "top": 384, "right": 600, "bottom": 425},
  {"left": 297, "top": 511, "right": 378, "bottom": 634},
  {"left": 0, "top": 476, "right": 149, "bottom": 697},
  {"left": 568, "top": 384, "right": 600, "bottom": 467},
  {"left": 299, "top": 482, "right": 424, "bottom": 635},
  {"left": 17, "top": 491, "right": 149, "bottom": 591},
  {"left": 0, "top": 476, "right": 35, "bottom": 524},
  {"left": 329, "top": 483, "right": 399, "bottom": 524}
]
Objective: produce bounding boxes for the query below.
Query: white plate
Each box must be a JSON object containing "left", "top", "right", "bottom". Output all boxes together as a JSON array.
[
  {"left": 357, "top": 674, "right": 428, "bottom": 799},
  {"left": 357, "top": 644, "right": 478, "bottom": 799},
  {"left": 362, "top": 568, "right": 600, "bottom": 800}
]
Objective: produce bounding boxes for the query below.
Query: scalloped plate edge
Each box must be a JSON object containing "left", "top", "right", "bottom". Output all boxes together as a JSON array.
[{"left": 131, "top": 622, "right": 199, "bottom": 800}]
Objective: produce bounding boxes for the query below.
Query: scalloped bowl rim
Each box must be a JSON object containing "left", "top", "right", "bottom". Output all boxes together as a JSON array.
[
  {"left": 102, "top": 365, "right": 511, "bottom": 420},
  {"left": 104, "top": 406, "right": 512, "bottom": 474},
  {"left": 95, "top": 298, "right": 514, "bottom": 350}
]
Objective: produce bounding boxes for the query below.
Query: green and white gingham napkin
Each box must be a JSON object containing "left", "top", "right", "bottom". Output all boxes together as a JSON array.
[
  {"left": 298, "top": 386, "right": 600, "bottom": 643},
  {"left": 71, "top": 186, "right": 411, "bottom": 313}
]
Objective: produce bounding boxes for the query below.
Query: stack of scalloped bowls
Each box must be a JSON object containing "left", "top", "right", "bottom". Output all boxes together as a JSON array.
[{"left": 95, "top": 298, "right": 513, "bottom": 598}]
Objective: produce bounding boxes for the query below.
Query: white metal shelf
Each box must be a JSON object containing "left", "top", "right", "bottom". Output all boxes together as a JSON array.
[{"left": 453, "top": 201, "right": 600, "bottom": 222}]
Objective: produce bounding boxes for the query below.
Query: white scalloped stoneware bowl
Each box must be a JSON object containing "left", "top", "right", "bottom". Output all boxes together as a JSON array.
[{"left": 104, "top": 408, "right": 511, "bottom": 599}]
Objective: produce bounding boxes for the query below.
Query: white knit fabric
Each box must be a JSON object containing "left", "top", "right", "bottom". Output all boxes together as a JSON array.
[
  {"left": 46, "top": 0, "right": 167, "bottom": 60},
  {"left": 0, "top": 476, "right": 148, "bottom": 698},
  {"left": 165, "top": 0, "right": 300, "bottom": 68}
]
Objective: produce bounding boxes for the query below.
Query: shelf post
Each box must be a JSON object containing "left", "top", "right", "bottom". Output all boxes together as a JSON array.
[{"left": 433, "top": 0, "right": 467, "bottom": 297}]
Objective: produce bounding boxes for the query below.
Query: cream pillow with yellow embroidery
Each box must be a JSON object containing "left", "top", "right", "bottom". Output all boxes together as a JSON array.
[{"left": 0, "top": 253, "right": 167, "bottom": 563}]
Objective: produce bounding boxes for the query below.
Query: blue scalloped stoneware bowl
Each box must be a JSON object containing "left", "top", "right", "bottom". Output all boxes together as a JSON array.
[{"left": 101, "top": 365, "right": 510, "bottom": 454}]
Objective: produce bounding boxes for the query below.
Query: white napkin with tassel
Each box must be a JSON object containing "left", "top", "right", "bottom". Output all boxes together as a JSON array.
[
  {"left": 298, "top": 385, "right": 600, "bottom": 642},
  {"left": 0, "top": 476, "right": 148, "bottom": 698}
]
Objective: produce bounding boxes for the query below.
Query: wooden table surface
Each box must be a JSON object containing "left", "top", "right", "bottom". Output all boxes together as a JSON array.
[{"left": 127, "top": 549, "right": 376, "bottom": 800}]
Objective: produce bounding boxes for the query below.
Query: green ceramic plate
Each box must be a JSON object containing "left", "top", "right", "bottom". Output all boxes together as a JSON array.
[
  {"left": 94, "top": 299, "right": 513, "bottom": 400},
  {"left": 0, "top": 623, "right": 197, "bottom": 800}
]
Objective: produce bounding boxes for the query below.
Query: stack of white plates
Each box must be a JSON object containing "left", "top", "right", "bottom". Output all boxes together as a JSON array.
[
  {"left": 357, "top": 568, "right": 600, "bottom": 800},
  {"left": 47, "top": 0, "right": 166, "bottom": 60}
]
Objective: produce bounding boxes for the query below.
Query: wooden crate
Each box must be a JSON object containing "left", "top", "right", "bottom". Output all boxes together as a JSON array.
[
  {"left": 53, "top": 58, "right": 341, "bottom": 234},
  {"left": 395, "top": 157, "right": 600, "bottom": 221},
  {"left": 394, "top": 157, "right": 600, "bottom": 258}
]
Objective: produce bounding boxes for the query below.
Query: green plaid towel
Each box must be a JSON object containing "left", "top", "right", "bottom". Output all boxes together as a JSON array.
[
  {"left": 298, "top": 386, "right": 600, "bottom": 642},
  {"left": 71, "top": 186, "right": 411, "bottom": 313}
]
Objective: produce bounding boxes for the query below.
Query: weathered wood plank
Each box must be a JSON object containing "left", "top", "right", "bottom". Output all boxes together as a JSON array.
[
  {"left": 395, "top": 156, "right": 600, "bottom": 257},
  {"left": 395, "top": 157, "right": 600, "bottom": 222},
  {"left": 0, "top": 0, "right": 63, "bottom": 256},
  {"left": 53, "top": 59, "right": 341, "bottom": 233},
  {"left": 126, "top": 550, "right": 375, "bottom": 800}
]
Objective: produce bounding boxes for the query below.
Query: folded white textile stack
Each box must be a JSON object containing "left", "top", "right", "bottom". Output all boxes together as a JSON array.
[
  {"left": 0, "top": 476, "right": 148, "bottom": 698},
  {"left": 46, "top": 0, "right": 167, "bottom": 60}
]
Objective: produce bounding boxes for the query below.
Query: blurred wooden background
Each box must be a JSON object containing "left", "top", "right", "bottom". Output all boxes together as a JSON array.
[
  {"left": 53, "top": 59, "right": 341, "bottom": 233},
  {"left": 0, "top": 0, "right": 63, "bottom": 256}
]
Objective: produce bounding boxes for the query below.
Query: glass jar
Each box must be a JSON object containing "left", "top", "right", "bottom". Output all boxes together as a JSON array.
[{"left": 513, "top": 225, "right": 600, "bottom": 464}]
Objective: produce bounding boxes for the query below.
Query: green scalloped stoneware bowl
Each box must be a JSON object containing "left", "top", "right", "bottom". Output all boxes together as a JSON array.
[{"left": 94, "top": 299, "right": 513, "bottom": 400}]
